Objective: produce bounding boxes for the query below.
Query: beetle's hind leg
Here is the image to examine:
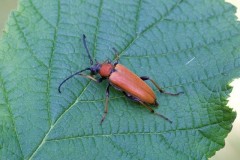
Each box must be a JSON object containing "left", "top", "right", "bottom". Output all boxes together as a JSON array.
[
  {"left": 139, "top": 101, "right": 172, "bottom": 123},
  {"left": 140, "top": 76, "right": 183, "bottom": 96},
  {"left": 123, "top": 92, "right": 172, "bottom": 123}
]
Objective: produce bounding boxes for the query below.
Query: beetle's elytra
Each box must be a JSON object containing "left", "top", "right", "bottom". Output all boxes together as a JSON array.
[{"left": 58, "top": 34, "right": 183, "bottom": 124}]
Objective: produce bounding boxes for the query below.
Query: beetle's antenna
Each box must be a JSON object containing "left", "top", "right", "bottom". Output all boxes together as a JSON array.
[
  {"left": 83, "top": 34, "right": 93, "bottom": 65},
  {"left": 58, "top": 68, "right": 91, "bottom": 93}
]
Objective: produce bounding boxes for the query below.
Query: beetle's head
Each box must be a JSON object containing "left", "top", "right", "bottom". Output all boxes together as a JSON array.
[{"left": 90, "top": 63, "right": 101, "bottom": 75}]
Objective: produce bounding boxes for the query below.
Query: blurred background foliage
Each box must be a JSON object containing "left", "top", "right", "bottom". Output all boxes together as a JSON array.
[
  {"left": 0, "top": 0, "right": 18, "bottom": 37},
  {"left": 0, "top": 0, "right": 239, "bottom": 159}
]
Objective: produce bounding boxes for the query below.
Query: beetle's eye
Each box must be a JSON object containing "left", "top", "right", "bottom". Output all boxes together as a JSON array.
[{"left": 95, "top": 67, "right": 100, "bottom": 72}]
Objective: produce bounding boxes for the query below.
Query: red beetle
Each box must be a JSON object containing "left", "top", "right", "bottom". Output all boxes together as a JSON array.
[{"left": 58, "top": 34, "right": 183, "bottom": 124}]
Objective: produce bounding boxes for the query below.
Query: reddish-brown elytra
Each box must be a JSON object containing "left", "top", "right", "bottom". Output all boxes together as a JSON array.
[{"left": 58, "top": 34, "right": 183, "bottom": 124}]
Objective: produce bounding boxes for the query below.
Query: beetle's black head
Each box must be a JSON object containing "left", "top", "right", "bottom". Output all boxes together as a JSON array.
[{"left": 90, "top": 63, "right": 101, "bottom": 75}]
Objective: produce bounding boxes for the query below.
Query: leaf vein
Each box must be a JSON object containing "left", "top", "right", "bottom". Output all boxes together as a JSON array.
[
  {"left": 28, "top": 0, "right": 62, "bottom": 158},
  {"left": 116, "top": 0, "right": 184, "bottom": 58},
  {"left": 12, "top": 13, "right": 48, "bottom": 69},
  {"left": 134, "top": 0, "right": 142, "bottom": 34},
  {"left": 45, "top": 121, "right": 228, "bottom": 142},
  {"left": 92, "top": 0, "right": 104, "bottom": 59},
  {"left": 122, "top": 33, "right": 240, "bottom": 59},
  {"left": 0, "top": 74, "right": 24, "bottom": 158},
  {"left": 29, "top": 0, "right": 55, "bottom": 28},
  {"left": 28, "top": 80, "right": 92, "bottom": 159},
  {"left": 107, "top": 137, "right": 143, "bottom": 160}
]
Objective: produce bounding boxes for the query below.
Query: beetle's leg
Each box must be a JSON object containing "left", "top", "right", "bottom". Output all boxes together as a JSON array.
[
  {"left": 112, "top": 48, "right": 119, "bottom": 66},
  {"left": 140, "top": 76, "right": 183, "bottom": 96},
  {"left": 79, "top": 74, "right": 105, "bottom": 83},
  {"left": 79, "top": 73, "right": 98, "bottom": 82},
  {"left": 122, "top": 92, "right": 171, "bottom": 122},
  {"left": 139, "top": 101, "right": 172, "bottom": 123},
  {"left": 97, "top": 77, "right": 105, "bottom": 83},
  {"left": 100, "top": 83, "right": 111, "bottom": 124}
]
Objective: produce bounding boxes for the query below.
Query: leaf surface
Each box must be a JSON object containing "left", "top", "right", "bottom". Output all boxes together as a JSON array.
[{"left": 0, "top": 0, "right": 239, "bottom": 159}]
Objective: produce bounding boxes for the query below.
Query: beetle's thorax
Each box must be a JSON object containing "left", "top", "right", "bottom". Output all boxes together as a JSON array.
[{"left": 98, "top": 63, "right": 114, "bottom": 77}]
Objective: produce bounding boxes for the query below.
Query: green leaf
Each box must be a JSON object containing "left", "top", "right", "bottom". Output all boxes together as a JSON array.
[{"left": 1, "top": 0, "right": 239, "bottom": 159}]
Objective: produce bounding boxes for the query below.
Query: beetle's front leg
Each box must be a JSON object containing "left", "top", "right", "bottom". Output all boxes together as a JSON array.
[
  {"left": 79, "top": 73, "right": 98, "bottom": 82},
  {"left": 79, "top": 74, "right": 106, "bottom": 83},
  {"left": 100, "top": 83, "right": 111, "bottom": 124}
]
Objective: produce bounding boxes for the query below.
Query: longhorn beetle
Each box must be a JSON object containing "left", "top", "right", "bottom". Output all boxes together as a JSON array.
[{"left": 58, "top": 34, "right": 183, "bottom": 124}]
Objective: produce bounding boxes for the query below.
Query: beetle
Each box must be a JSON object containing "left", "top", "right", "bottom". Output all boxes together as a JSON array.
[{"left": 58, "top": 34, "right": 183, "bottom": 124}]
